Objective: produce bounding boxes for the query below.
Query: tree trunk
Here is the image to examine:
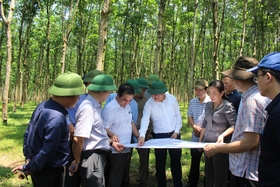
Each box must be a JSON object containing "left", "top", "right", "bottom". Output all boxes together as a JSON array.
[
  {"left": 96, "top": 0, "right": 110, "bottom": 71},
  {"left": 211, "top": 0, "right": 219, "bottom": 80},
  {"left": 0, "top": 0, "right": 15, "bottom": 123},
  {"left": 239, "top": 0, "right": 247, "bottom": 57},
  {"left": 61, "top": 0, "right": 80, "bottom": 73},
  {"left": 154, "top": 0, "right": 166, "bottom": 75}
]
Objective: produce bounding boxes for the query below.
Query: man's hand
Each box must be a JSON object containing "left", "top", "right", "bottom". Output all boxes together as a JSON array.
[
  {"left": 12, "top": 165, "right": 29, "bottom": 180},
  {"left": 193, "top": 125, "right": 201, "bottom": 137},
  {"left": 112, "top": 142, "right": 125, "bottom": 153},
  {"left": 203, "top": 143, "right": 219, "bottom": 157},
  {"left": 138, "top": 137, "right": 145, "bottom": 146},
  {"left": 69, "top": 160, "right": 79, "bottom": 173},
  {"left": 171, "top": 132, "right": 178, "bottom": 139}
]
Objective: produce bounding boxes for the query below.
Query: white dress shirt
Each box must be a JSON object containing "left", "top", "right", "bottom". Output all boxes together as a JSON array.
[
  {"left": 139, "top": 93, "right": 182, "bottom": 137},
  {"left": 102, "top": 98, "right": 132, "bottom": 153}
]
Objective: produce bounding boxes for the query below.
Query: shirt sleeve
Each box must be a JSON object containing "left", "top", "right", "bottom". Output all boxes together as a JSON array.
[
  {"left": 25, "top": 120, "right": 65, "bottom": 173},
  {"left": 139, "top": 100, "right": 152, "bottom": 137},
  {"left": 74, "top": 102, "right": 95, "bottom": 138},
  {"left": 225, "top": 102, "right": 237, "bottom": 128},
  {"left": 187, "top": 99, "right": 194, "bottom": 117},
  {"left": 173, "top": 97, "right": 182, "bottom": 134}
]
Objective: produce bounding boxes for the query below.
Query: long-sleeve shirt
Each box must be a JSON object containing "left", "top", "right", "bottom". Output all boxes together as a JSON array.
[
  {"left": 139, "top": 93, "right": 182, "bottom": 137},
  {"left": 23, "top": 98, "right": 69, "bottom": 173}
]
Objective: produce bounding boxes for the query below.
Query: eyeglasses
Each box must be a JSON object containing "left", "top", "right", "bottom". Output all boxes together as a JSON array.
[{"left": 253, "top": 73, "right": 266, "bottom": 83}]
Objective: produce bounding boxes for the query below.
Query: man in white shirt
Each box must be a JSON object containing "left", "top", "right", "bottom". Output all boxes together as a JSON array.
[
  {"left": 102, "top": 83, "right": 139, "bottom": 187},
  {"left": 138, "top": 81, "right": 183, "bottom": 187}
]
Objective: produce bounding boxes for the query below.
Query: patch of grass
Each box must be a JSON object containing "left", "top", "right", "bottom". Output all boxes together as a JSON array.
[{"left": 0, "top": 103, "right": 36, "bottom": 187}]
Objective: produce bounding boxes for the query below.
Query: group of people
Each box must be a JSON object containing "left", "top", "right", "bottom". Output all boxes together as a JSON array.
[
  {"left": 12, "top": 52, "right": 280, "bottom": 187},
  {"left": 187, "top": 53, "right": 280, "bottom": 187}
]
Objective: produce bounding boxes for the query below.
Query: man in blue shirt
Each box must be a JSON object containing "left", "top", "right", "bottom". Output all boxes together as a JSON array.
[
  {"left": 247, "top": 52, "right": 280, "bottom": 187},
  {"left": 12, "top": 72, "right": 85, "bottom": 187}
]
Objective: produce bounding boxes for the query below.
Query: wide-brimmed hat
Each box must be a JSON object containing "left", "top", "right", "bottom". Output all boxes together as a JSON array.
[
  {"left": 222, "top": 57, "right": 258, "bottom": 80},
  {"left": 195, "top": 79, "right": 208, "bottom": 89},
  {"left": 136, "top": 78, "right": 149, "bottom": 89},
  {"left": 83, "top": 70, "right": 103, "bottom": 83},
  {"left": 148, "top": 81, "right": 168, "bottom": 94},
  {"left": 87, "top": 74, "right": 117, "bottom": 91},
  {"left": 126, "top": 79, "right": 141, "bottom": 94},
  {"left": 48, "top": 72, "right": 85, "bottom": 96},
  {"left": 147, "top": 74, "right": 160, "bottom": 84},
  {"left": 247, "top": 52, "right": 280, "bottom": 74}
]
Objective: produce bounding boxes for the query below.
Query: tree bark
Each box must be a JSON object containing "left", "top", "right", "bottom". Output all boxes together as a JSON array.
[
  {"left": 154, "top": 0, "right": 166, "bottom": 75},
  {"left": 239, "top": 0, "right": 247, "bottom": 57},
  {"left": 211, "top": 0, "right": 219, "bottom": 80},
  {"left": 96, "top": 0, "right": 110, "bottom": 71},
  {"left": 0, "top": 0, "right": 15, "bottom": 123}
]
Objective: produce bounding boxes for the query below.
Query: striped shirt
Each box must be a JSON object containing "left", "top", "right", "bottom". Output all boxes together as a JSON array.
[
  {"left": 187, "top": 95, "right": 211, "bottom": 142},
  {"left": 229, "top": 85, "right": 270, "bottom": 181}
]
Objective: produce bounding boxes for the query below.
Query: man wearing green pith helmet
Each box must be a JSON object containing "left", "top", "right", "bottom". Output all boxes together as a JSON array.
[
  {"left": 69, "top": 74, "right": 125, "bottom": 187},
  {"left": 12, "top": 72, "right": 85, "bottom": 187}
]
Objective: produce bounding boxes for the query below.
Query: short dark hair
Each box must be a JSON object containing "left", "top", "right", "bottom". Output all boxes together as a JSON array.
[
  {"left": 117, "top": 83, "right": 134, "bottom": 97},
  {"left": 209, "top": 80, "right": 227, "bottom": 99},
  {"left": 260, "top": 68, "right": 280, "bottom": 84}
]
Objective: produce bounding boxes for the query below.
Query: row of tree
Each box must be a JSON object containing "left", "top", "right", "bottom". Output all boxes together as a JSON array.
[{"left": 1, "top": 0, "right": 280, "bottom": 122}]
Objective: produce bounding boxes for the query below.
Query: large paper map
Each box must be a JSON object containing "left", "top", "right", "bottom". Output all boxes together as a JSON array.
[{"left": 123, "top": 138, "right": 208, "bottom": 149}]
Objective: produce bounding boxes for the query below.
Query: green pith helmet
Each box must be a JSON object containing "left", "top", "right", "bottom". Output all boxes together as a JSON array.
[
  {"left": 87, "top": 74, "right": 117, "bottom": 91},
  {"left": 148, "top": 81, "right": 168, "bottom": 94},
  {"left": 136, "top": 78, "right": 149, "bottom": 89},
  {"left": 147, "top": 74, "right": 160, "bottom": 84},
  {"left": 48, "top": 72, "right": 85, "bottom": 96},
  {"left": 126, "top": 79, "right": 141, "bottom": 94},
  {"left": 83, "top": 70, "right": 103, "bottom": 83}
]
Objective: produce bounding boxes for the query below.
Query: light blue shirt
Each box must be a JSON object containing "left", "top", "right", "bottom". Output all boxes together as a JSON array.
[
  {"left": 105, "top": 93, "right": 138, "bottom": 143},
  {"left": 67, "top": 93, "right": 88, "bottom": 126}
]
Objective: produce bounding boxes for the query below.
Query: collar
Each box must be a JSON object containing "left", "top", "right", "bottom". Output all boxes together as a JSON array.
[{"left": 266, "top": 92, "right": 280, "bottom": 114}]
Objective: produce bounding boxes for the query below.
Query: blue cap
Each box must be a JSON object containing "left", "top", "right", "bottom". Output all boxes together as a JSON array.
[{"left": 247, "top": 52, "right": 280, "bottom": 74}]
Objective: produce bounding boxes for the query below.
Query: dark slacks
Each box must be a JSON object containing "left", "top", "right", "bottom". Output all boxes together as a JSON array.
[
  {"left": 137, "top": 148, "right": 150, "bottom": 184},
  {"left": 152, "top": 132, "right": 182, "bottom": 187},
  {"left": 31, "top": 165, "right": 64, "bottom": 187},
  {"left": 230, "top": 173, "right": 259, "bottom": 187},
  {"left": 204, "top": 153, "right": 228, "bottom": 187},
  {"left": 188, "top": 148, "right": 204, "bottom": 185},
  {"left": 108, "top": 152, "right": 130, "bottom": 187}
]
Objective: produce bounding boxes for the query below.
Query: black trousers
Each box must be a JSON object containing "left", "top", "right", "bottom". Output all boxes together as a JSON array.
[
  {"left": 152, "top": 132, "right": 182, "bottom": 187},
  {"left": 31, "top": 165, "right": 64, "bottom": 187},
  {"left": 230, "top": 173, "right": 259, "bottom": 187},
  {"left": 188, "top": 148, "right": 204, "bottom": 185}
]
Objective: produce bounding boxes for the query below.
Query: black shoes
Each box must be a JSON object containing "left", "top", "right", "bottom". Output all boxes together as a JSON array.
[
  {"left": 185, "top": 182, "right": 197, "bottom": 187},
  {"left": 138, "top": 183, "right": 146, "bottom": 187}
]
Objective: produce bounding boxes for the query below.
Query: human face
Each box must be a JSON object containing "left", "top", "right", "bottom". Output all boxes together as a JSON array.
[
  {"left": 116, "top": 93, "right": 134, "bottom": 107},
  {"left": 222, "top": 77, "right": 235, "bottom": 94},
  {"left": 194, "top": 87, "right": 207, "bottom": 100},
  {"left": 255, "top": 69, "right": 267, "bottom": 96},
  {"left": 208, "top": 86, "right": 224, "bottom": 103},
  {"left": 152, "top": 93, "right": 165, "bottom": 102},
  {"left": 65, "top": 95, "right": 80, "bottom": 108},
  {"left": 135, "top": 87, "right": 145, "bottom": 98}
]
